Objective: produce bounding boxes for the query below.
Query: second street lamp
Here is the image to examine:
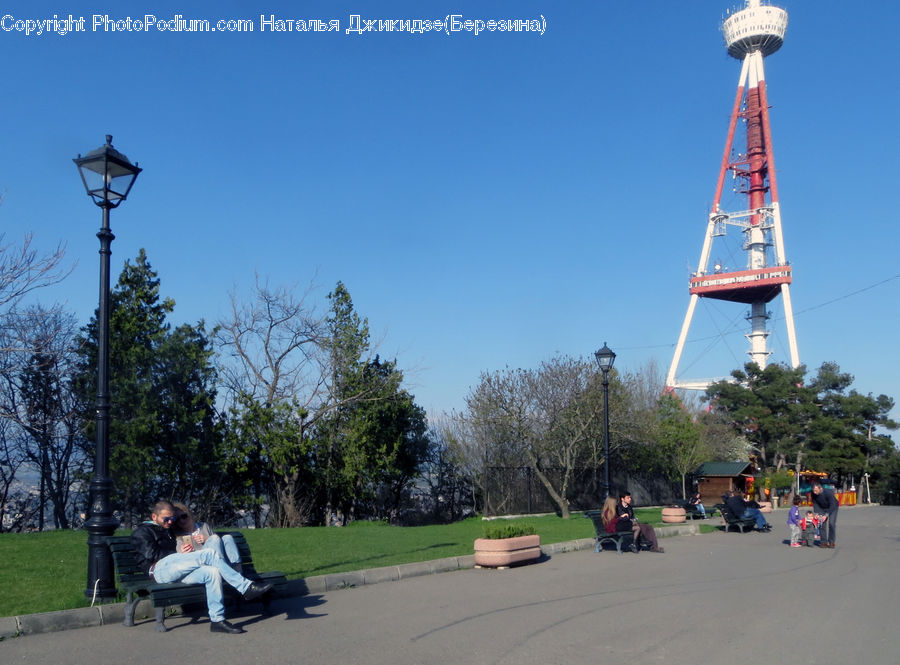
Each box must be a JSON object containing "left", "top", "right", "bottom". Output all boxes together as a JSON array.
[
  {"left": 594, "top": 342, "right": 616, "bottom": 499},
  {"left": 75, "top": 135, "right": 141, "bottom": 600}
]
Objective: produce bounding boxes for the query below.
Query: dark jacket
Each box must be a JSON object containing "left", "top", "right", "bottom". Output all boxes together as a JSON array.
[
  {"left": 615, "top": 502, "right": 633, "bottom": 520},
  {"left": 725, "top": 495, "right": 748, "bottom": 518},
  {"left": 613, "top": 502, "right": 635, "bottom": 533},
  {"left": 131, "top": 521, "right": 177, "bottom": 575},
  {"left": 811, "top": 488, "right": 839, "bottom": 514}
]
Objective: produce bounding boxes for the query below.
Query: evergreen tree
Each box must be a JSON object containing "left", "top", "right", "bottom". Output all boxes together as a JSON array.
[
  {"left": 314, "top": 282, "right": 429, "bottom": 523},
  {"left": 318, "top": 281, "right": 370, "bottom": 523},
  {"left": 706, "top": 361, "right": 897, "bottom": 489},
  {"left": 221, "top": 393, "right": 311, "bottom": 527},
  {"left": 75, "top": 249, "right": 220, "bottom": 524},
  {"left": 334, "top": 356, "right": 429, "bottom": 521},
  {"left": 806, "top": 363, "right": 897, "bottom": 484},
  {"left": 706, "top": 362, "right": 812, "bottom": 472}
]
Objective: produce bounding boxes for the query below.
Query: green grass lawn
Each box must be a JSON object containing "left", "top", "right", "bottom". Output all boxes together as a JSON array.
[{"left": 0, "top": 509, "right": 666, "bottom": 618}]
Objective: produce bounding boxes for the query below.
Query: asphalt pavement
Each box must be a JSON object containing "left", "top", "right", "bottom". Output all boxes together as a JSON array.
[{"left": 3, "top": 505, "right": 898, "bottom": 665}]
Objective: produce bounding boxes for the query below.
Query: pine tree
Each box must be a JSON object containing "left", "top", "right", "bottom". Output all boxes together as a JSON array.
[{"left": 75, "top": 249, "right": 220, "bottom": 524}]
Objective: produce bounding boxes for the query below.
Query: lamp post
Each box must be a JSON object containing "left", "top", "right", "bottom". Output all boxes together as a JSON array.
[
  {"left": 75, "top": 135, "right": 141, "bottom": 599},
  {"left": 594, "top": 342, "right": 616, "bottom": 499}
]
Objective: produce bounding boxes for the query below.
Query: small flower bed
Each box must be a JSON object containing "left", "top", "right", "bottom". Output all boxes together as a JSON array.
[{"left": 481, "top": 522, "right": 537, "bottom": 540}]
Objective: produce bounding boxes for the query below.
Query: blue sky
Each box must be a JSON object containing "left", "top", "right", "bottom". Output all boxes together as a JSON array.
[{"left": 2, "top": 1, "right": 898, "bottom": 424}]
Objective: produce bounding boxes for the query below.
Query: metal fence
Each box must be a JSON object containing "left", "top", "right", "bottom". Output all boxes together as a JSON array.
[{"left": 483, "top": 466, "right": 680, "bottom": 516}]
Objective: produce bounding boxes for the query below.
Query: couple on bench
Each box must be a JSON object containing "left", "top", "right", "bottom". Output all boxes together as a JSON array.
[{"left": 600, "top": 491, "right": 665, "bottom": 554}]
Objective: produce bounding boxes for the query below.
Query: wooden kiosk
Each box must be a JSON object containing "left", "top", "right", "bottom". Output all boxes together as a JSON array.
[{"left": 693, "top": 461, "right": 757, "bottom": 503}]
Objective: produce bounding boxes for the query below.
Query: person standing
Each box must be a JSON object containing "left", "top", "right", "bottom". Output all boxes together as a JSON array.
[
  {"left": 787, "top": 495, "right": 802, "bottom": 547},
  {"left": 131, "top": 500, "right": 272, "bottom": 634},
  {"left": 810, "top": 481, "right": 839, "bottom": 548}
]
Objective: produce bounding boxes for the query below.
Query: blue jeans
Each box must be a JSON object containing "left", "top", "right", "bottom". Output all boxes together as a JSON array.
[
  {"left": 152, "top": 548, "right": 251, "bottom": 622},
  {"left": 204, "top": 533, "right": 241, "bottom": 566},
  {"left": 742, "top": 508, "right": 768, "bottom": 529}
]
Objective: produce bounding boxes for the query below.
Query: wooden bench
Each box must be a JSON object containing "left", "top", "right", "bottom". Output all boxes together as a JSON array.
[
  {"left": 713, "top": 503, "right": 758, "bottom": 533},
  {"left": 682, "top": 501, "right": 718, "bottom": 520},
  {"left": 584, "top": 510, "right": 634, "bottom": 554},
  {"left": 108, "top": 531, "right": 287, "bottom": 632}
]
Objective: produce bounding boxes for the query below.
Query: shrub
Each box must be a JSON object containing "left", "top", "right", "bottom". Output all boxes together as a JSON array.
[{"left": 481, "top": 522, "right": 536, "bottom": 539}]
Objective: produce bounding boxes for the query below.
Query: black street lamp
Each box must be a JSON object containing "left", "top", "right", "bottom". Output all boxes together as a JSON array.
[
  {"left": 594, "top": 342, "right": 616, "bottom": 499},
  {"left": 74, "top": 135, "right": 141, "bottom": 599}
]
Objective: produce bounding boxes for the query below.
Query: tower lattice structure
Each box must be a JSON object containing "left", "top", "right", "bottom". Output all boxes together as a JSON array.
[{"left": 666, "top": 0, "right": 799, "bottom": 392}]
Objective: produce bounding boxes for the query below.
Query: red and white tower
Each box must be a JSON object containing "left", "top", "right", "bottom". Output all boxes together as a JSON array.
[{"left": 666, "top": 0, "right": 799, "bottom": 392}]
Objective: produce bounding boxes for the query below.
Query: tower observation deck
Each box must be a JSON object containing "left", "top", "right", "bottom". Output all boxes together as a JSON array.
[{"left": 665, "top": 0, "right": 799, "bottom": 392}]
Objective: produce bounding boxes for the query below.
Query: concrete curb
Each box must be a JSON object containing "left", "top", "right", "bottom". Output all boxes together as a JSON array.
[
  {"left": 0, "top": 523, "right": 699, "bottom": 639},
  {"left": 0, "top": 598, "right": 155, "bottom": 639}
]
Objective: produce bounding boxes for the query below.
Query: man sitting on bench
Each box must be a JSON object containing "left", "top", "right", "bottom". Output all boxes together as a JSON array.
[
  {"left": 616, "top": 491, "right": 665, "bottom": 553},
  {"left": 131, "top": 500, "right": 273, "bottom": 634},
  {"left": 725, "top": 490, "right": 771, "bottom": 531}
]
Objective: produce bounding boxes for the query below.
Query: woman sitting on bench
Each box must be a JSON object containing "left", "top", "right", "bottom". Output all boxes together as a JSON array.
[{"left": 172, "top": 502, "right": 242, "bottom": 571}]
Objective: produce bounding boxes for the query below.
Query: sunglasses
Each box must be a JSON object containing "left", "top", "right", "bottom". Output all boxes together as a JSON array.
[{"left": 161, "top": 516, "right": 177, "bottom": 524}]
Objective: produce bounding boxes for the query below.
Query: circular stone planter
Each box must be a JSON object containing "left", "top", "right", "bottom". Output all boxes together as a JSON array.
[
  {"left": 661, "top": 506, "right": 687, "bottom": 523},
  {"left": 757, "top": 501, "right": 773, "bottom": 513},
  {"left": 473, "top": 534, "right": 541, "bottom": 568}
]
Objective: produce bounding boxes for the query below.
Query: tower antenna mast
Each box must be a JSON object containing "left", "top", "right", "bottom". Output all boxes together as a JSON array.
[{"left": 666, "top": 0, "right": 799, "bottom": 392}]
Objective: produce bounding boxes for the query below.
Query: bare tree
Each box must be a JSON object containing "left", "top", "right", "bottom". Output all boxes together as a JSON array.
[
  {"left": 524, "top": 356, "right": 604, "bottom": 518},
  {"left": 0, "top": 306, "right": 87, "bottom": 529},
  {"left": 0, "top": 233, "right": 70, "bottom": 316},
  {"left": 418, "top": 417, "right": 477, "bottom": 522},
  {"left": 0, "top": 233, "right": 74, "bottom": 529},
  {"left": 427, "top": 412, "right": 481, "bottom": 517},
  {"left": 0, "top": 418, "right": 28, "bottom": 532},
  {"left": 612, "top": 360, "right": 666, "bottom": 453},
  {"left": 462, "top": 356, "right": 605, "bottom": 519},
  {"left": 214, "top": 277, "right": 324, "bottom": 525},
  {"left": 215, "top": 275, "right": 325, "bottom": 405},
  {"left": 215, "top": 277, "right": 403, "bottom": 526},
  {"left": 0, "top": 233, "right": 72, "bottom": 384}
]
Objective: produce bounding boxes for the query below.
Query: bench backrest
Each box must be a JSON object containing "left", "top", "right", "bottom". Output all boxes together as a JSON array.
[
  {"left": 220, "top": 531, "right": 259, "bottom": 577},
  {"left": 108, "top": 535, "right": 153, "bottom": 588},
  {"left": 714, "top": 503, "right": 736, "bottom": 520}
]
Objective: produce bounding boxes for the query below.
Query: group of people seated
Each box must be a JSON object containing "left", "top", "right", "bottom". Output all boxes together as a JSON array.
[
  {"left": 131, "top": 500, "right": 273, "bottom": 635},
  {"left": 599, "top": 491, "right": 665, "bottom": 553},
  {"left": 595, "top": 486, "right": 776, "bottom": 554}
]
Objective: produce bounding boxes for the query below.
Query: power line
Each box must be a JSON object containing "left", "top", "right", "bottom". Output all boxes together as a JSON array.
[
  {"left": 618, "top": 272, "right": 900, "bottom": 351},
  {"left": 791, "top": 273, "right": 900, "bottom": 316}
]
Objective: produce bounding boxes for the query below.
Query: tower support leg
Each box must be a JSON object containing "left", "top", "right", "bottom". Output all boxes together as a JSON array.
[{"left": 666, "top": 294, "right": 699, "bottom": 389}]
